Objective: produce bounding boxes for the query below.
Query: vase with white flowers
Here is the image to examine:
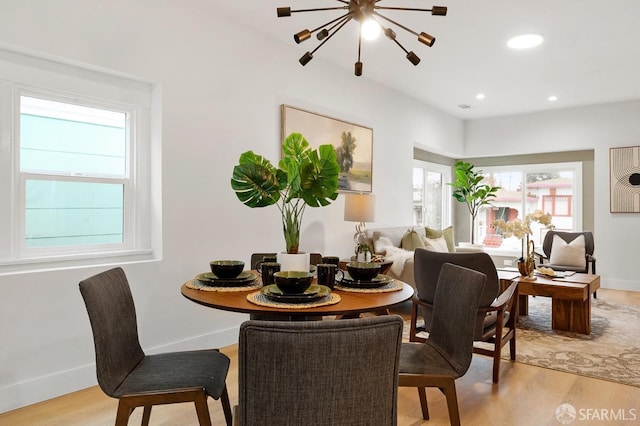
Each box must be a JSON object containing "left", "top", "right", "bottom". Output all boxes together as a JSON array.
[{"left": 492, "top": 209, "right": 554, "bottom": 278}]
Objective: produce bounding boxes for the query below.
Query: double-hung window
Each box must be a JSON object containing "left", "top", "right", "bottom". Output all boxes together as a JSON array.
[
  {"left": 19, "top": 95, "right": 130, "bottom": 251},
  {"left": 0, "top": 48, "right": 158, "bottom": 273}
]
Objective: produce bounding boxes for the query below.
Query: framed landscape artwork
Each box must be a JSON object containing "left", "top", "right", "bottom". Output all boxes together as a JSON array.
[
  {"left": 281, "top": 104, "right": 373, "bottom": 193},
  {"left": 610, "top": 145, "right": 640, "bottom": 213}
]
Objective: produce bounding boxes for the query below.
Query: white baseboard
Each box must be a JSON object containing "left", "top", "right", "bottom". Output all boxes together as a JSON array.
[
  {"left": 0, "top": 325, "right": 240, "bottom": 414},
  {"left": 0, "top": 364, "right": 96, "bottom": 415},
  {"left": 601, "top": 278, "right": 640, "bottom": 292}
]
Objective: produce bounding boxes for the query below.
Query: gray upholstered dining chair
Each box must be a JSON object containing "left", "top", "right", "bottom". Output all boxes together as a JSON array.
[
  {"left": 79, "top": 267, "right": 232, "bottom": 426},
  {"left": 408, "top": 249, "right": 518, "bottom": 384},
  {"left": 236, "top": 316, "right": 404, "bottom": 426},
  {"left": 399, "top": 263, "right": 486, "bottom": 425}
]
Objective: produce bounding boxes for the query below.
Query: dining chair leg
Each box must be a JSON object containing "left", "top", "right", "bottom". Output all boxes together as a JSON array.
[
  {"left": 220, "top": 386, "right": 233, "bottom": 426},
  {"left": 193, "top": 391, "right": 212, "bottom": 426},
  {"left": 510, "top": 331, "right": 516, "bottom": 360},
  {"left": 115, "top": 400, "right": 133, "bottom": 426},
  {"left": 418, "top": 387, "right": 430, "bottom": 420},
  {"left": 409, "top": 301, "right": 427, "bottom": 343},
  {"left": 141, "top": 405, "right": 152, "bottom": 426},
  {"left": 442, "top": 381, "right": 461, "bottom": 426}
]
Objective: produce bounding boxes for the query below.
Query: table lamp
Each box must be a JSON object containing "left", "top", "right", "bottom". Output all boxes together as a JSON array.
[{"left": 344, "top": 193, "right": 376, "bottom": 260}]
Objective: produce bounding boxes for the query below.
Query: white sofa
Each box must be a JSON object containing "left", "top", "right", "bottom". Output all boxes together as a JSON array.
[
  {"left": 364, "top": 225, "right": 479, "bottom": 289},
  {"left": 364, "top": 226, "right": 426, "bottom": 288}
]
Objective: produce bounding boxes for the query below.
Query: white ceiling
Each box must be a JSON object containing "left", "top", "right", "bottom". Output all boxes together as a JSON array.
[{"left": 216, "top": 0, "right": 640, "bottom": 120}]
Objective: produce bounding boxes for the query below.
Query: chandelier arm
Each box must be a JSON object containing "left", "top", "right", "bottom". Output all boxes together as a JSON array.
[
  {"left": 373, "top": 11, "right": 419, "bottom": 37},
  {"left": 374, "top": 18, "right": 421, "bottom": 65},
  {"left": 310, "top": 12, "right": 352, "bottom": 34},
  {"left": 289, "top": 6, "right": 349, "bottom": 14},
  {"left": 374, "top": 19, "right": 406, "bottom": 53},
  {"left": 390, "top": 37, "right": 409, "bottom": 54},
  {"left": 375, "top": 7, "right": 436, "bottom": 12},
  {"left": 310, "top": 16, "right": 353, "bottom": 55},
  {"left": 355, "top": 31, "right": 363, "bottom": 76}
]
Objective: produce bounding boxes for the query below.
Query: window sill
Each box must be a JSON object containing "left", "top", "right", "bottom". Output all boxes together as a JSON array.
[
  {"left": 482, "top": 247, "right": 522, "bottom": 258},
  {"left": 0, "top": 249, "right": 159, "bottom": 276}
]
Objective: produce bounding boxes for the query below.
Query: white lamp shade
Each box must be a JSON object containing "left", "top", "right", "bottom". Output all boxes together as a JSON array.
[{"left": 344, "top": 193, "right": 376, "bottom": 223}]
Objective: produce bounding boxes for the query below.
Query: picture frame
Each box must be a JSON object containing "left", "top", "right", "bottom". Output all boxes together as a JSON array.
[
  {"left": 609, "top": 145, "right": 640, "bottom": 213},
  {"left": 281, "top": 104, "right": 373, "bottom": 193}
]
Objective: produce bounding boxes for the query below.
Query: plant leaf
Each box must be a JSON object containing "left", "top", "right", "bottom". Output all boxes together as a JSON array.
[{"left": 230, "top": 152, "right": 281, "bottom": 208}]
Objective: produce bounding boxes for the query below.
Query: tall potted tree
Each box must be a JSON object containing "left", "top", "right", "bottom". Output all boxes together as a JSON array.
[
  {"left": 449, "top": 161, "right": 500, "bottom": 245},
  {"left": 231, "top": 132, "right": 340, "bottom": 263}
]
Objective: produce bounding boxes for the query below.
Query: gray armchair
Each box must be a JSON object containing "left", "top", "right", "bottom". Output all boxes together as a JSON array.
[
  {"left": 399, "top": 263, "right": 486, "bottom": 425},
  {"left": 536, "top": 230, "right": 596, "bottom": 298},
  {"left": 408, "top": 249, "right": 518, "bottom": 384},
  {"left": 536, "top": 230, "right": 596, "bottom": 274},
  {"left": 79, "top": 267, "right": 232, "bottom": 426},
  {"left": 236, "top": 316, "right": 404, "bottom": 426}
]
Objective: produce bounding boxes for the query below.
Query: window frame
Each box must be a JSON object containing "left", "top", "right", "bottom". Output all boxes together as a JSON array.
[
  {"left": 0, "top": 48, "right": 158, "bottom": 274},
  {"left": 412, "top": 159, "right": 452, "bottom": 229}
]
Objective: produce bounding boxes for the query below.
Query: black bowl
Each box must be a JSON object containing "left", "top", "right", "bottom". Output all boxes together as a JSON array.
[
  {"left": 346, "top": 261, "right": 381, "bottom": 281},
  {"left": 209, "top": 260, "right": 245, "bottom": 279},
  {"left": 273, "top": 271, "right": 314, "bottom": 294}
]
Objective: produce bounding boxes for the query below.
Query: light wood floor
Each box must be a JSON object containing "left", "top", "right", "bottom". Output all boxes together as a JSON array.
[{"left": 2, "top": 288, "right": 639, "bottom": 426}]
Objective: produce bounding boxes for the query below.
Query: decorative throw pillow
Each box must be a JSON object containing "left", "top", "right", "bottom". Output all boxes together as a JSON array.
[
  {"left": 549, "top": 234, "right": 586, "bottom": 267},
  {"left": 425, "top": 226, "right": 455, "bottom": 253},
  {"left": 423, "top": 236, "right": 449, "bottom": 253},
  {"left": 401, "top": 229, "right": 426, "bottom": 251}
]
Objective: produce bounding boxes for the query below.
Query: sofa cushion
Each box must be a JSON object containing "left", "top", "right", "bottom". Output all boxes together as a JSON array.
[
  {"left": 368, "top": 227, "right": 425, "bottom": 253},
  {"left": 401, "top": 229, "right": 426, "bottom": 251},
  {"left": 425, "top": 226, "right": 455, "bottom": 253},
  {"left": 423, "top": 236, "right": 449, "bottom": 253}
]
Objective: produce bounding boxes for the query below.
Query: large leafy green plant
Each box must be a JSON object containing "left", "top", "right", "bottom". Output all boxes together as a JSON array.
[
  {"left": 231, "top": 132, "right": 340, "bottom": 253},
  {"left": 449, "top": 160, "right": 501, "bottom": 244}
]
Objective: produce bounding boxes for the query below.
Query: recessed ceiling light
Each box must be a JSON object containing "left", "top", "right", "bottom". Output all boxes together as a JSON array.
[
  {"left": 507, "top": 34, "right": 543, "bottom": 49},
  {"left": 458, "top": 104, "right": 471, "bottom": 109},
  {"left": 548, "top": 95, "right": 558, "bottom": 102},
  {"left": 476, "top": 93, "right": 486, "bottom": 100}
]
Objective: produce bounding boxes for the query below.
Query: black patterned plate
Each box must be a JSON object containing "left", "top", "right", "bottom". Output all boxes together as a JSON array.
[
  {"left": 196, "top": 271, "right": 258, "bottom": 287},
  {"left": 262, "top": 284, "right": 331, "bottom": 303},
  {"left": 339, "top": 273, "right": 393, "bottom": 289}
]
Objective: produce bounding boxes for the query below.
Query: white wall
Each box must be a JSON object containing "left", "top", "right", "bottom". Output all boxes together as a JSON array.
[
  {"left": 465, "top": 100, "right": 640, "bottom": 292},
  {"left": 0, "top": 0, "right": 464, "bottom": 412}
]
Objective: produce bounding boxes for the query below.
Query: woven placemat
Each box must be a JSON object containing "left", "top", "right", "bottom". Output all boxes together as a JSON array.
[
  {"left": 247, "top": 291, "right": 341, "bottom": 309},
  {"left": 334, "top": 279, "right": 403, "bottom": 293},
  {"left": 186, "top": 278, "right": 262, "bottom": 292}
]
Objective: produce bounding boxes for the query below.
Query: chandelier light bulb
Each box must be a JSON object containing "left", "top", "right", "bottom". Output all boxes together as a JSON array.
[{"left": 361, "top": 19, "right": 381, "bottom": 41}]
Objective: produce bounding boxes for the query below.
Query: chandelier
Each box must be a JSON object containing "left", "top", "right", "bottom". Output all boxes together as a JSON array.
[{"left": 277, "top": 0, "right": 447, "bottom": 76}]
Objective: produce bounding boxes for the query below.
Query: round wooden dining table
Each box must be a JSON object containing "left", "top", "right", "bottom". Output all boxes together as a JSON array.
[{"left": 180, "top": 276, "right": 414, "bottom": 319}]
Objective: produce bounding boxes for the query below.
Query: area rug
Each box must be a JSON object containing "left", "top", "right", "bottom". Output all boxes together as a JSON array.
[
  {"left": 508, "top": 296, "right": 640, "bottom": 387},
  {"left": 403, "top": 297, "right": 640, "bottom": 387}
]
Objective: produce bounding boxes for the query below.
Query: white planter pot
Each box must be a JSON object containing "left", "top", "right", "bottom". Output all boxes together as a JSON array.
[{"left": 277, "top": 252, "right": 310, "bottom": 272}]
